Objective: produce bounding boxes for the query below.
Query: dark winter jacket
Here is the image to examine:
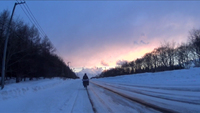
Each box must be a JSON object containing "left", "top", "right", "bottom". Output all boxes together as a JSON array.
[
  {"left": 83, "top": 74, "right": 89, "bottom": 80},
  {"left": 82, "top": 73, "right": 89, "bottom": 86}
]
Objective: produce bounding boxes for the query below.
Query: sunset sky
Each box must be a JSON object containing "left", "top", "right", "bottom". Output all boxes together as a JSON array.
[{"left": 1, "top": 1, "right": 200, "bottom": 73}]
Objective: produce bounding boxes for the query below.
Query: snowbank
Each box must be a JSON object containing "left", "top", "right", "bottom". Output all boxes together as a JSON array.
[{"left": 94, "top": 67, "right": 200, "bottom": 86}]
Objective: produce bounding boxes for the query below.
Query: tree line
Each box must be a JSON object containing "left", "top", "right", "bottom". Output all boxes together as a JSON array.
[
  {"left": 0, "top": 10, "right": 78, "bottom": 84},
  {"left": 98, "top": 29, "right": 200, "bottom": 78}
]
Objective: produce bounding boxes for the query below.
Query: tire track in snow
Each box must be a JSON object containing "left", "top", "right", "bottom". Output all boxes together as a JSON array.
[
  {"left": 88, "top": 85, "right": 114, "bottom": 113},
  {"left": 91, "top": 81, "right": 178, "bottom": 113},
  {"left": 104, "top": 83, "right": 200, "bottom": 105},
  {"left": 70, "top": 82, "right": 81, "bottom": 113},
  {"left": 117, "top": 83, "right": 200, "bottom": 92},
  {"left": 56, "top": 80, "right": 82, "bottom": 113},
  {"left": 86, "top": 88, "right": 96, "bottom": 113},
  {"left": 67, "top": 81, "right": 94, "bottom": 113}
]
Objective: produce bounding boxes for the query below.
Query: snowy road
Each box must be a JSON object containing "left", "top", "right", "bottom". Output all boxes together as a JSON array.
[
  {"left": 0, "top": 79, "right": 94, "bottom": 113},
  {"left": 0, "top": 79, "right": 164, "bottom": 113},
  {"left": 0, "top": 72, "right": 200, "bottom": 113},
  {"left": 88, "top": 82, "right": 160, "bottom": 113},
  {"left": 91, "top": 81, "right": 200, "bottom": 113}
]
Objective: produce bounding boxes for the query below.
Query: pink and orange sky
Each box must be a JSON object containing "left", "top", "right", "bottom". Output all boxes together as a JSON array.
[{"left": 1, "top": 1, "right": 200, "bottom": 73}]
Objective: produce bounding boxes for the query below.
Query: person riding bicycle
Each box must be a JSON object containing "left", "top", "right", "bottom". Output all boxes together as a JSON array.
[{"left": 82, "top": 73, "right": 89, "bottom": 87}]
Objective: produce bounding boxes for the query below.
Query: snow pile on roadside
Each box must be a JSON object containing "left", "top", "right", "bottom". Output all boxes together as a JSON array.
[
  {"left": 93, "top": 67, "right": 200, "bottom": 86},
  {"left": 0, "top": 78, "right": 68, "bottom": 101}
]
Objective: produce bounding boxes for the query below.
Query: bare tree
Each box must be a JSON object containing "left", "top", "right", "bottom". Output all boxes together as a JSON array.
[
  {"left": 129, "top": 61, "right": 135, "bottom": 73},
  {"left": 175, "top": 43, "right": 192, "bottom": 68},
  {"left": 188, "top": 29, "right": 200, "bottom": 66},
  {"left": 151, "top": 48, "right": 159, "bottom": 72},
  {"left": 163, "top": 41, "right": 176, "bottom": 69},
  {"left": 143, "top": 52, "right": 153, "bottom": 71}
]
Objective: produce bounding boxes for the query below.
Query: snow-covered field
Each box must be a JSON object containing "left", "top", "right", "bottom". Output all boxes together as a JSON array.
[{"left": 0, "top": 67, "right": 200, "bottom": 113}]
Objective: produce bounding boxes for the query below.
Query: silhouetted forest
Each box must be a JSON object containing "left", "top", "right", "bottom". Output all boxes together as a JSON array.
[
  {"left": 98, "top": 28, "right": 200, "bottom": 78},
  {"left": 0, "top": 10, "right": 78, "bottom": 84}
]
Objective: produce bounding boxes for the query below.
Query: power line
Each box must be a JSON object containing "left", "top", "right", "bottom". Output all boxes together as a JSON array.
[
  {"left": 16, "top": 0, "right": 47, "bottom": 38},
  {"left": 16, "top": 0, "right": 44, "bottom": 37},
  {"left": 21, "top": 0, "right": 45, "bottom": 37},
  {"left": 16, "top": 0, "right": 57, "bottom": 53},
  {"left": 23, "top": 1, "right": 47, "bottom": 36},
  {"left": 17, "top": 1, "right": 35, "bottom": 29}
]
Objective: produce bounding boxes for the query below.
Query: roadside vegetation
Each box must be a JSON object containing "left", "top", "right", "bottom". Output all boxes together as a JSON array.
[
  {"left": 98, "top": 28, "right": 200, "bottom": 78},
  {"left": 0, "top": 10, "right": 78, "bottom": 85}
]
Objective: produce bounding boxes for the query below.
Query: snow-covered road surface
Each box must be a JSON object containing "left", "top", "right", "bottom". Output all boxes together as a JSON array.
[
  {"left": 91, "top": 81, "right": 200, "bottom": 113},
  {"left": 91, "top": 67, "right": 200, "bottom": 113},
  {"left": 0, "top": 68, "right": 200, "bottom": 113},
  {"left": 88, "top": 82, "right": 160, "bottom": 113},
  {"left": 0, "top": 79, "right": 93, "bottom": 113},
  {"left": 0, "top": 79, "right": 169, "bottom": 113}
]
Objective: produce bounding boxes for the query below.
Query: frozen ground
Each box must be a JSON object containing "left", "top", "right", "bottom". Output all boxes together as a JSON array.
[{"left": 0, "top": 67, "right": 200, "bottom": 113}]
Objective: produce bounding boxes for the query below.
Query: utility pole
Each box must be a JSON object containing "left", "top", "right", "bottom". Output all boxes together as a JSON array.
[{"left": 1, "top": 1, "right": 25, "bottom": 90}]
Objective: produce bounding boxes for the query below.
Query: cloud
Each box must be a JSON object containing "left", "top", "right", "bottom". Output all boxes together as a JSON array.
[
  {"left": 101, "top": 60, "right": 109, "bottom": 66},
  {"left": 133, "top": 41, "right": 138, "bottom": 45},
  {"left": 77, "top": 67, "right": 103, "bottom": 78},
  {"left": 140, "top": 40, "right": 149, "bottom": 45},
  {"left": 48, "top": 1, "right": 200, "bottom": 69},
  {"left": 116, "top": 59, "right": 128, "bottom": 66},
  {"left": 141, "top": 33, "right": 145, "bottom": 36},
  {"left": 133, "top": 40, "right": 149, "bottom": 45}
]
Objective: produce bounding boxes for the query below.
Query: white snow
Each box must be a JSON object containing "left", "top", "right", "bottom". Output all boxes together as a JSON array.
[
  {"left": 0, "top": 78, "right": 93, "bottom": 113},
  {"left": 0, "top": 67, "right": 200, "bottom": 113},
  {"left": 92, "top": 67, "right": 200, "bottom": 113}
]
